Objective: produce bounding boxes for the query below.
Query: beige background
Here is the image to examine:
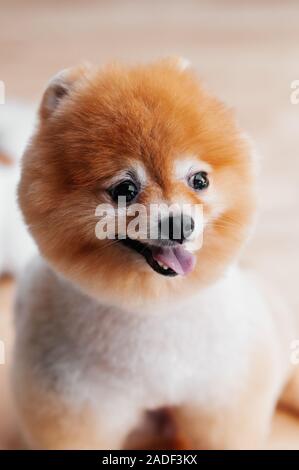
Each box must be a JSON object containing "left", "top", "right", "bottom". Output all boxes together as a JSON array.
[{"left": 0, "top": 0, "right": 299, "bottom": 449}]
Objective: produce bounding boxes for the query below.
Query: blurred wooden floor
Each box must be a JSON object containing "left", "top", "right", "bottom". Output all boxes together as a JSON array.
[{"left": 1, "top": 0, "right": 299, "bottom": 449}]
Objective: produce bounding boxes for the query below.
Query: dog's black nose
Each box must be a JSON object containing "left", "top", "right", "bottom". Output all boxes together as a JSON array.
[{"left": 159, "top": 214, "right": 194, "bottom": 243}]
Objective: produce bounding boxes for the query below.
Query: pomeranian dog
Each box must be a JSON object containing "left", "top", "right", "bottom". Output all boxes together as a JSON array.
[{"left": 12, "top": 59, "right": 297, "bottom": 449}]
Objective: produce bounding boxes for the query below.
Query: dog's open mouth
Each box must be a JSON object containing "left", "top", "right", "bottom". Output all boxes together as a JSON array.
[{"left": 120, "top": 238, "right": 196, "bottom": 277}]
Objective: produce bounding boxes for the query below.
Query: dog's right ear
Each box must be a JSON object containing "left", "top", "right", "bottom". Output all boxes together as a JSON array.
[{"left": 39, "top": 64, "right": 92, "bottom": 120}]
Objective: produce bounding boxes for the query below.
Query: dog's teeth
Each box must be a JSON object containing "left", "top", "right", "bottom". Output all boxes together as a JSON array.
[{"left": 157, "top": 260, "right": 168, "bottom": 270}]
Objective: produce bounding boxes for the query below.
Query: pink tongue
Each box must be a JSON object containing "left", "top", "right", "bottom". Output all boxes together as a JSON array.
[{"left": 153, "top": 246, "right": 196, "bottom": 276}]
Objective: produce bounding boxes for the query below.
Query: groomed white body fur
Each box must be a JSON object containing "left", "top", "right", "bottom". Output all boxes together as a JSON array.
[{"left": 13, "top": 256, "right": 293, "bottom": 449}]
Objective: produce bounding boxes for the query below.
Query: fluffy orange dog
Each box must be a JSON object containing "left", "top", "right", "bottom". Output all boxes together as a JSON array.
[{"left": 13, "top": 59, "right": 296, "bottom": 449}]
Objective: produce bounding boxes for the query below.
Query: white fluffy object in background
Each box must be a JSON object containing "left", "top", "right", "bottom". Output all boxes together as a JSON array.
[{"left": 0, "top": 102, "right": 36, "bottom": 276}]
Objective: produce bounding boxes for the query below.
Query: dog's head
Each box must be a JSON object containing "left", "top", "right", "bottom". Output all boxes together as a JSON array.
[{"left": 19, "top": 60, "right": 256, "bottom": 309}]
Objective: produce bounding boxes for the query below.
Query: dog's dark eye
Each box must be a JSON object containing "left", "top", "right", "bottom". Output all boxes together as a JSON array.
[
  {"left": 109, "top": 180, "right": 139, "bottom": 203},
  {"left": 188, "top": 171, "right": 209, "bottom": 191}
]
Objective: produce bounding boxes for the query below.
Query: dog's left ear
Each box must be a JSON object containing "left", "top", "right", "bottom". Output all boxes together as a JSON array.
[{"left": 39, "top": 64, "right": 92, "bottom": 120}]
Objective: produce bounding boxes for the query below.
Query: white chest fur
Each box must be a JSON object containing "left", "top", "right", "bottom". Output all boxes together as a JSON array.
[{"left": 16, "top": 258, "right": 274, "bottom": 412}]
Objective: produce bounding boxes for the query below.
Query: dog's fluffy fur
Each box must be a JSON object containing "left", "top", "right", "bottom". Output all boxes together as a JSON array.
[{"left": 13, "top": 60, "right": 298, "bottom": 449}]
